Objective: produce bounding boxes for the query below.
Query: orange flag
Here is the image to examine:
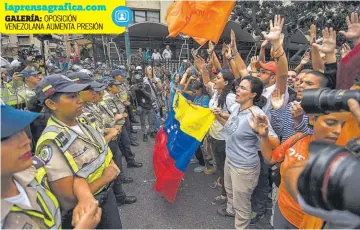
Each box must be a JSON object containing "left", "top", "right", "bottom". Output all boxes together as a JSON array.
[{"left": 166, "top": 0, "right": 235, "bottom": 45}]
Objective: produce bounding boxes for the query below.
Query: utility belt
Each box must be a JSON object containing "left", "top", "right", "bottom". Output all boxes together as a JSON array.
[
  {"left": 62, "top": 181, "right": 113, "bottom": 224},
  {"left": 94, "top": 181, "right": 113, "bottom": 206}
]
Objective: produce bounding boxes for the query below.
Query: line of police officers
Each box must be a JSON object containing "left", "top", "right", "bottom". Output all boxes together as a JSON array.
[{"left": 1, "top": 67, "right": 144, "bottom": 228}]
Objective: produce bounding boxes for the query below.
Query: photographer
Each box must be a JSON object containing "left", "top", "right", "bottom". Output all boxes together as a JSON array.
[
  {"left": 133, "top": 73, "right": 156, "bottom": 142},
  {"left": 252, "top": 109, "right": 349, "bottom": 229}
]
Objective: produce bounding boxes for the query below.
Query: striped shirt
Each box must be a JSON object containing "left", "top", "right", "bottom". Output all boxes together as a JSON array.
[{"left": 270, "top": 102, "right": 313, "bottom": 143}]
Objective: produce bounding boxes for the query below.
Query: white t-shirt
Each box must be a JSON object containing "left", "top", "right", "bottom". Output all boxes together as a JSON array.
[
  {"left": 70, "top": 125, "right": 85, "bottom": 136},
  {"left": 152, "top": 52, "right": 162, "bottom": 60},
  {"left": 4, "top": 180, "right": 32, "bottom": 207},
  {"left": 208, "top": 89, "right": 236, "bottom": 140},
  {"left": 162, "top": 49, "right": 172, "bottom": 59}
]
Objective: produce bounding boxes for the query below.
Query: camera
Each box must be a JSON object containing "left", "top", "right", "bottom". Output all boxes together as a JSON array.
[
  {"left": 298, "top": 140, "right": 360, "bottom": 217},
  {"left": 301, "top": 88, "right": 360, "bottom": 114}
]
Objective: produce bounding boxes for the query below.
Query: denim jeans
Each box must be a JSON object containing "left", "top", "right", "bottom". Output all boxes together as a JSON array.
[
  {"left": 155, "top": 111, "right": 161, "bottom": 131},
  {"left": 139, "top": 107, "right": 156, "bottom": 134}
]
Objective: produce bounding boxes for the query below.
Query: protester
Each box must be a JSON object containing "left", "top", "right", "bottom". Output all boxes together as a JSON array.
[{"left": 1, "top": 7, "right": 360, "bottom": 229}]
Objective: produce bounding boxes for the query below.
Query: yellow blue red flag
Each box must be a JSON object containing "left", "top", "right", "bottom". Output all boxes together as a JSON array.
[{"left": 153, "top": 92, "right": 215, "bottom": 202}]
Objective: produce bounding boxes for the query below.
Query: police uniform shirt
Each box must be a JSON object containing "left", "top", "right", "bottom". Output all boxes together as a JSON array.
[
  {"left": 103, "top": 91, "right": 126, "bottom": 114},
  {"left": 81, "top": 102, "right": 115, "bottom": 135},
  {"left": 117, "top": 84, "right": 129, "bottom": 102},
  {"left": 37, "top": 117, "right": 110, "bottom": 191},
  {"left": 17, "top": 84, "right": 36, "bottom": 106},
  {"left": 1, "top": 82, "right": 18, "bottom": 106},
  {"left": 1, "top": 168, "right": 47, "bottom": 229}
]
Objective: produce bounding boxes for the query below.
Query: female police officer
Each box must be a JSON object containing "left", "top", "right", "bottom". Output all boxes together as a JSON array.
[
  {"left": 34, "top": 75, "right": 122, "bottom": 229},
  {"left": 1, "top": 101, "right": 101, "bottom": 229}
]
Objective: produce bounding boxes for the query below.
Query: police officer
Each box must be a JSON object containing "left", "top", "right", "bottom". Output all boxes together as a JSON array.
[
  {"left": 103, "top": 77, "right": 143, "bottom": 168},
  {"left": 68, "top": 72, "right": 138, "bottom": 204},
  {"left": 34, "top": 75, "right": 122, "bottom": 229},
  {"left": 1, "top": 68, "right": 19, "bottom": 107},
  {"left": 110, "top": 69, "right": 139, "bottom": 125},
  {"left": 1, "top": 101, "right": 101, "bottom": 229},
  {"left": 17, "top": 70, "right": 42, "bottom": 107}
]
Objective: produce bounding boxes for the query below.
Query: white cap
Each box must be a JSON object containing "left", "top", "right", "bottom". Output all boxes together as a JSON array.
[{"left": 135, "top": 66, "right": 142, "bottom": 70}]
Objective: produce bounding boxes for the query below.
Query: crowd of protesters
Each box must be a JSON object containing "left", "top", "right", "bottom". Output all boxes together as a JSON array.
[{"left": 1, "top": 9, "right": 360, "bottom": 230}]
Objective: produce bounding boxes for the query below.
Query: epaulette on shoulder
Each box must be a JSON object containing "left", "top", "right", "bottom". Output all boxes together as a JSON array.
[
  {"left": 55, "top": 130, "right": 71, "bottom": 148},
  {"left": 32, "top": 156, "right": 45, "bottom": 169}
]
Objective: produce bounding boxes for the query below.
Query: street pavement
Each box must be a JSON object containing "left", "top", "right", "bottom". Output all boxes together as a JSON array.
[{"left": 119, "top": 127, "right": 273, "bottom": 229}]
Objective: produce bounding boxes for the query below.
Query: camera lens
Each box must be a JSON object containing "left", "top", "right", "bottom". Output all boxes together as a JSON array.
[
  {"left": 301, "top": 89, "right": 360, "bottom": 114},
  {"left": 298, "top": 141, "right": 360, "bottom": 216}
]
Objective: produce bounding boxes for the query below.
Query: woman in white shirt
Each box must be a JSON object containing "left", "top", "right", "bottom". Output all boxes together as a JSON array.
[{"left": 201, "top": 66, "right": 236, "bottom": 206}]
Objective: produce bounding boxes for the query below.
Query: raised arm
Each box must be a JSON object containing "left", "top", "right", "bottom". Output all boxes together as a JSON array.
[
  {"left": 340, "top": 12, "right": 360, "bottom": 47},
  {"left": 180, "top": 67, "right": 192, "bottom": 88},
  {"left": 312, "top": 27, "right": 337, "bottom": 65},
  {"left": 183, "top": 76, "right": 195, "bottom": 96},
  {"left": 262, "top": 15, "right": 288, "bottom": 95},
  {"left": 199, "top": 58, "right": 214, "bottom": 89},
  {"left": 230, "top": 30, "right": 249, "bottom": 78},
  {"left": 294, "top": 52, "right": 310, "bottom": 74},
  {"left": 259, "top": 40, "right": 268, "bottom": 62},
  {"left": 310, "top": 24, "right": 325, "bottom": 72}
]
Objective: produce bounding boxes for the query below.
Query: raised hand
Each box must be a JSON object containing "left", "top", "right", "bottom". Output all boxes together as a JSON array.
[
  {"left": 230, "top": 29, "right": 237, "bottom": 51},
  {"left": 301, "top": 51, "right": 310, "bottom": 65},
  {"left": 250, "top": 56, "right": 259, "bottom": 72},
  {"left": 191, "top": 48, "right": 198, "bottom": 58},
  {"left": 290, "top": 102, "right": 305, "bottom": 125},
  {"left": 221, "top": 43, "right": 228, "bottom": 56},
  {"left": 262, "top": 15, "right": 284, "bottom": 47},
  {"left": 225, "top": 44, "right": 232, "bottom": 60},
  {"left": 312, "top": 27, "right": 336, "bottom": 54},
  {"left": 208, "top": 41, "right": 215, "bottom": 55},
  {"left": 310, "top": 24, "right": 317, "bottom": 45},
  {"left": 271, "top": 88, "right": 285, "bottom": 110},
  {"left": 340, "top": 43, "right": 351, "bottom": 58},
  {"left": 248, "top": 108, "right": 269, "bottom": 137},
  {"left": 195, "top": 55, "right": 206, "bottom": 70},
  {"left": 340, "top": 13, "right": 360, "bottom": 43}
]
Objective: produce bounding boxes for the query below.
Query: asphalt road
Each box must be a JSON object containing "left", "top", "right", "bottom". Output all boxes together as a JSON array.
[{"left": 119, "top": 126, "right": 273, "bottom": 229}]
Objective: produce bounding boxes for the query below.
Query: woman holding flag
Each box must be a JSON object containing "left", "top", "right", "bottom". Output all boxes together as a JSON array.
[{"left": 200, "top": 61, "right": 236, "bottom": 206}]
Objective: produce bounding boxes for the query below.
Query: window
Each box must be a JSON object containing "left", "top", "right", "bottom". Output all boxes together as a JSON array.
[
  {"left": 147, "top": 11, "right": 160, "bottom": 22},
  {"left": 133, "top": 10, "right": 160, "bottom": 23},
  {"left": 134, "top": 11, "right": 146, "bottom": 23}
]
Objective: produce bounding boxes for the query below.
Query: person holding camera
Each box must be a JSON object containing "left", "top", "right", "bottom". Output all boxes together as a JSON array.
[
  {"left": 133, "top": 72, "right": 157, "bottom": 142},
  {"left": 143, "top": 65, "right": 162, "bottom": 133}
]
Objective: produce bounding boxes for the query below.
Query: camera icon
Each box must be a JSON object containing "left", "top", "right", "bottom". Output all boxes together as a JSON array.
[
  {"left": 112, "top": 6, "right": 132, "bottom": 27},
  {"left": 115, "top": 10, "right": 129, "bottom": 23}
]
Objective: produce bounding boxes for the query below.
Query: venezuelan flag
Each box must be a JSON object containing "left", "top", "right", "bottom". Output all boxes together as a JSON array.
[{"left": 153, "top": 92, "right": 215, "bottom": 202}]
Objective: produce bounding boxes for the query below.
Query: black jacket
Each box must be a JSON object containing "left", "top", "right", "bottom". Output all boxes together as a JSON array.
[{"left": 135, "top": 84, "right": 153, "bottom": 110}]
